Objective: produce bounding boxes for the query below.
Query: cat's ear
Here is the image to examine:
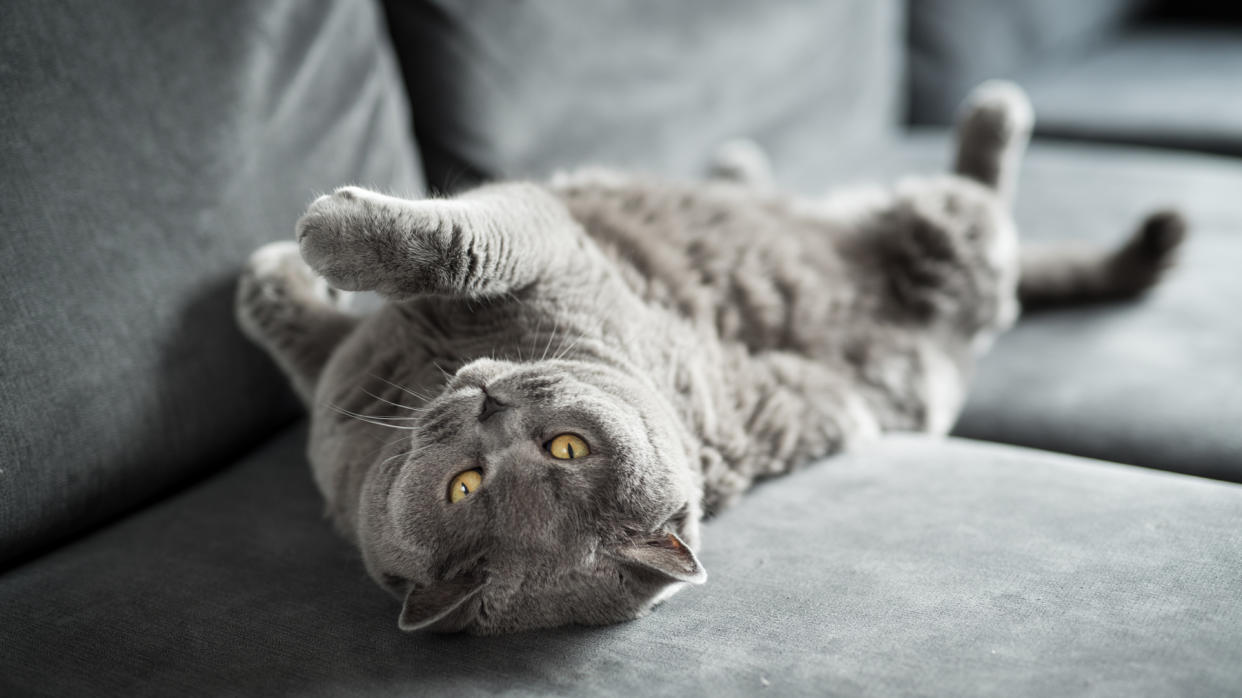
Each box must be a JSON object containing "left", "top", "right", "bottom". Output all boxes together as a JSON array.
[
  {"left": 398, "top": 575, "right": 486, "bottom": 632},
  {"left": 612, "top": 531, "right": 707, "bottom": 584}
]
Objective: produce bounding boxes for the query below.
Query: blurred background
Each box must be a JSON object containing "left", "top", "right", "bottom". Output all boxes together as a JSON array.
[
  {"left": 386, "top": 0, "right": 1242, "bottom": 190},
  {"left": 908, "top": 0, "right": 1242, "bottom": 155}
]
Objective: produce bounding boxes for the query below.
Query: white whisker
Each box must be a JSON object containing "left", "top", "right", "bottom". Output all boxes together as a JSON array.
[
  {"left": 540, "top": 319, "right": 561, "bottom": 362},
  {"left": 359, "top": 385, "right": 428, "bottom": 414},
  {"left": 553, "top": 332, "right": 582, "bottom": 361},
  {"left": 527, "top": 317, "right": 542, "bottom": 364},
  {"left": 328, "top": 403, "right": 420, "bottom": 430},
  {"left": 368, "top": 373, "right": 434, "bottom": 403},
  {"left": 432, "top": 361, "right": 454, "bottom": 383}
]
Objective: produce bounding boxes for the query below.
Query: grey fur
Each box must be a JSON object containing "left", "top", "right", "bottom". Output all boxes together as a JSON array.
[{"left": 236, "top": 82, "right": 1184, "bottom": 635}]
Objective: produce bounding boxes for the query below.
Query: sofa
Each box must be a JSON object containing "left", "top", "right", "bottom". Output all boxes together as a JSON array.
[{"left": 2, "top": 1, "right": 1239, "bottom": 695}]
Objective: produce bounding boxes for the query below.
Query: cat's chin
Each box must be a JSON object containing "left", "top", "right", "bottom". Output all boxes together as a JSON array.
[{"left": 402, "top": 575, "right": 688, "bottom": 635}]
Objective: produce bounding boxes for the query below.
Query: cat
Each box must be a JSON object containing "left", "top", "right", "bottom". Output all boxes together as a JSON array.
[{"left": 236, "top": 81, "right": 1185, "bottom": 635}]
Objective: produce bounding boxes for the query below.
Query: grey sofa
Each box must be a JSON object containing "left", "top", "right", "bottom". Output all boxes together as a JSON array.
[{"left": 2, "top": 1, "right": 1239, "bottom": 695}]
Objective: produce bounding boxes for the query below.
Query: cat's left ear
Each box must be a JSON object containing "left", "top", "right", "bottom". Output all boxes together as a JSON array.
[
  {"left": 398, "top": 575, "right": 486, "bottom": 632},
  {"left": 612, "top": 531, "right": 707, "bottom": 584}
]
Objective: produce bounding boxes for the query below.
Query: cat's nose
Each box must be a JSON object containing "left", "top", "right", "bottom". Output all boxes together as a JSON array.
[{"left": 478, "top": 390, "right": 509, "bottom": 423}]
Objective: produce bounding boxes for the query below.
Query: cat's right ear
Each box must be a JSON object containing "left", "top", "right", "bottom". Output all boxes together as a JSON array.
[
  {"left": 398, "top": 575, "right": 486, "bottom": 632},
  {"left": 612, "top": 531, "right": 707, "bottom": 585}
]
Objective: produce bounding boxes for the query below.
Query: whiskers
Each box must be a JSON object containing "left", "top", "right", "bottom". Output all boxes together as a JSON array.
[
  {"left": 327, "top": 404, "right": 421, "bottom": 430},
  {"left": 540, "top": 318, "right": 561, "bottom": 362},
  {"left": 370, "top": 373, "right": 436, "bottom": 403},
  {"left": 514, "top": 316, "right": 599, "bottom": 364},
  {"left": 552, "top": 317, "right": 603, "bottom": 362},
  {"left": 551, "top": 332, "right": 583, "bottom": 362},
  {"left": 326, "top": 374, "right": 437, "bottom": 431}
]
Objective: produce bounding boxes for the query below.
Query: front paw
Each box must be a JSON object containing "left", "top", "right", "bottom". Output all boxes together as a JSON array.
[
  {"left": 296, "top": 186, "right": 410, "bottom": 293},
  {"left": 236, "top": 241, "right": 320, "bottom": 343}
]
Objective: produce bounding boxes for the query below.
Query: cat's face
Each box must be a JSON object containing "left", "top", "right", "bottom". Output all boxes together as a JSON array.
[{"left": 356, "top": 358, "right": 705, "bottom": 634}]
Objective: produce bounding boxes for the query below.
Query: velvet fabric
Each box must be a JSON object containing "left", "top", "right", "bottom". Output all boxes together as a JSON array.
[
  {"left": 383, "top": 0, "right": 902, "bottom": 192},
  {"left": 0, "top": 0, "right": 423, "bottom": 566},
  {"left": 2, "top": 426, "right": 1238, "bottom": 696},
  {"left": 1021, "top": 27, "right": 1242, "bottom": 155}
]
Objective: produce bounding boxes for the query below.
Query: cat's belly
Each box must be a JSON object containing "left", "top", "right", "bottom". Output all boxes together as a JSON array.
[
  {"left": 558, "top": 173, "right": 1016, "bottom": 364},
  {"left": 560, "top": 179, "right": 861, "bottom": 349},
  {"left": 558, "top": 174, "right": 1001, "bottom": 445}
]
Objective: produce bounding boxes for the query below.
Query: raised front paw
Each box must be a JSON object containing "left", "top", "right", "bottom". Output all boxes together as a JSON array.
[
  {"left": 295, "top": 181, "right": 580, "bottom": 300},
  {"left": 295, "top": 186, "right": 430, "bottom": 294}
]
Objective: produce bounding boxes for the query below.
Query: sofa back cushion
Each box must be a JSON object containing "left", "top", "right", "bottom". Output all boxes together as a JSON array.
[
  {"left": 0, "top": 0, "right": 422, "bottom": 566},
  {"left": 384, "top": 0, "right": 903, "bottom": 192},
  {"left": 908, "top": 0, "right": 1150, "bottom": 124}
]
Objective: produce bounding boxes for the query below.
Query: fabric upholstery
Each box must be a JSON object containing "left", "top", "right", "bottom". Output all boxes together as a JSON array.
[
  {"left": 383, "top": 0, "right": 903, "bottom": 192},
  {"left": 1, "top": 426, "right": 1239, "bottom": 696},
  {"left": 908, "top": 0, "right": 1148, "bottom": 125},
  {"left": 0, "top": 0, "right": 423, "bottom": 566},
  {"left": 1020, "top": 27, "right": 1242, "bottom": 155},
  {"left": 775, "top": 134, "right": 1242, "bottom": 482}
]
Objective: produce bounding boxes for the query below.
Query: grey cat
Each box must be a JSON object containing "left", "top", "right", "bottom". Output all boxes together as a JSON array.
[{"left": 236, "top": 82, "right": 1184, "bottom": 635}]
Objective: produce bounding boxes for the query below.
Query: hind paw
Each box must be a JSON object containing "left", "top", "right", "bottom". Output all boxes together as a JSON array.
[
  {"left": 959, "top": 80, "right": 1034, "bottom": 141},
  {"left": 1134, "top": 209, "right": 1188, "bottom": 258},
  {"left": 1110, "top": 209, "right": 1190, "bottom": 294}
]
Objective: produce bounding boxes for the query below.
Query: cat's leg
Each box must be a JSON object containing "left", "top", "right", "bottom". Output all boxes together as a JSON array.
[
  {"left": 952, "top": 80, "right": 1034, "bottom": 206},
  {"left": 703, "top": 349, "right": 885, "bottom": 513},
  {"left": 707, "top": 138, "right": 775, "bottom": 191},
  {"left": 236, "top": 241, "right": 359, "bottom": 405},
  {"left": 1018, "top": 209, "right": 1187, "bottom": 308},
  {"left": 707, "top": 340, "right": 964, "bottom": 513},
  {"left": 295, "top": 183, "right": 591, "bottom": 301},
  {"left": 951, "top": 81, "right": 1187, "bottom": 309}
]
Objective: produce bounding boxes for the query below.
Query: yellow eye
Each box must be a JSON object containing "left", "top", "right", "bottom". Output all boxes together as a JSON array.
[
  {"left": 448, "top": 469, "right": 483, "bottom": 503},
  {"left": 546, "top": 434, "right": 590, "bottom": 460}
]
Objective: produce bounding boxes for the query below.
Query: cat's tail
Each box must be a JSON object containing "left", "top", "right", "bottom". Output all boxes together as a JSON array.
[
  {"left": 1017, "top": 210, "right": 1187, "bottom": 308},
  {"left": 953, "top": 80, "right": 1034, "bottom": 206}
]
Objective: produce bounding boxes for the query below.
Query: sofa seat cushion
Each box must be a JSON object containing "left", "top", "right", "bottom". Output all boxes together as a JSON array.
[
  {"left": 2, "top": 426, "right": 1240, "bottom": 696},
  {"left": 1019, "top": 26, "right": 1242, "bottom": 155},
  {"left": 778, "top": 136, "right": 1242, "bottom": 482}
]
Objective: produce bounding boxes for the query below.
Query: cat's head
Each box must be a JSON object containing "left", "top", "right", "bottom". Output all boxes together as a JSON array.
[{"left": 355, "top": 357, "right": 705, "bottom": 634}]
